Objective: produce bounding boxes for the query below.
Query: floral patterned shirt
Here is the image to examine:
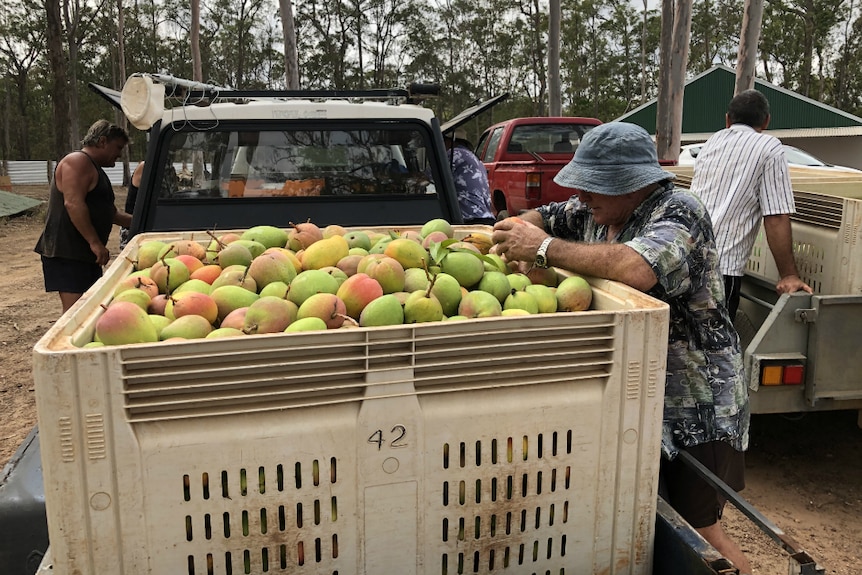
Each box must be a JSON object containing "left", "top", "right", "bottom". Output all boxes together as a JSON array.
[
  {"left": 536, "top": 183, "right": 749, "bottom": 459},
  {"left": 449, "top": 145, "right": 495, "bottom": 223}
]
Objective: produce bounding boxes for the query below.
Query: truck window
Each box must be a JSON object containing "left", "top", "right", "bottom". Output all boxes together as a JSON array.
[
  {"left": 480, "top": 127, "right": 504, "bottom": 162},
  {"left": 508, "top": 123, "right": 598, "bottom": 154},
  {"left": 155, "top": 124, "right": 438, "bottom": 200}
]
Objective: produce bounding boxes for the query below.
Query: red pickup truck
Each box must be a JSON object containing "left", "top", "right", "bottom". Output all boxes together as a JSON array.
[{"left": 474, "top": 116, "right": 602, "bottom": 218}]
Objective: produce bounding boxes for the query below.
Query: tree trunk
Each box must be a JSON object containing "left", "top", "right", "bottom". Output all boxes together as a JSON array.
[
  {"left": 529, "top": 0, "right": 546, "bottom": 115},
  {"left": 117, "top": 0, "right": 130, "bottom": 184},
  {"left": 656, "top": 0, "right": 692, "bottom": 162},
  {"left": 191, "top": 0, "right": 205, "bottom": 185},
  {"left": 735, "top": 0, "right": 764, "bottom": 94},
  {"left": 666, "top": 0, "right": 693, "bottom": 162},
  {"left": 279, "top": 0, "right": 300, "bottom": 89},
  {"left": 15, "top": 72, "right": 32, "bottom": 159},
  {"left": 833, "top": 0, "right": 854, "bottom": 109},
  {"left": 641, "top": 0, "right": 648, "bottom": 104},
  {"left": 548, "top": 0, "right": 561, "bottom": 116},
  {"left": 45, "top": 0, "right": 71, "bottom": 159},
  {"left": 63, "top": 0, "right": 81, "bottom": 148},
  {"left": 655, "top": 0, "right": 674, "bottom": 160},
  {"left": 2, "top": 87, "right": 9, "bottom": 172},
  {"left": 192, "top": 0, "right": 202, "bottom": 82},
  {"left": 355, "top": 0, "right": 364, "bottom": 88}
]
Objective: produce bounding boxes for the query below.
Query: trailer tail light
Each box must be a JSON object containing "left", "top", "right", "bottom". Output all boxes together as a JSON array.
[
  {"left": 759, "top": 361, "right": 805, "bottom": 386},
  {"left": 526, "top": 174, "right": 541, "bottom": 201}
]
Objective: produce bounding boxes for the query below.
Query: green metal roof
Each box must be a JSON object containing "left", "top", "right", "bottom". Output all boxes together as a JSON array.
[
  {"left": 618, "top": 64, "right": 862, "bottom": 134},
  {"left": 0, "top": 190, "right": 43, "bottom": 218}
]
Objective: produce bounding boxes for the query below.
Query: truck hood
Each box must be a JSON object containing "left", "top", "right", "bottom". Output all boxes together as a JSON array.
[
  {"left": 440, "top": 93, "right": 509, "bottom": 136},
  {"left": 89, "top": 82, "right": 123, "bottom": 110}
]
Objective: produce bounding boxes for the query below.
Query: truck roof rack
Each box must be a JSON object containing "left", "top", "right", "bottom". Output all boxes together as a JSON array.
[
  {"left": 140, "top": 73, "right": 440, "bottom": 104},
  {"left": 92, "top": 73, "right": 442, "bottom": 130}
]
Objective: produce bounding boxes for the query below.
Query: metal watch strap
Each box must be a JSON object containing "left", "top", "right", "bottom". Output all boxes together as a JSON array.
[{"left": 536, "top": 237, "right": 554, "bottom": 268}]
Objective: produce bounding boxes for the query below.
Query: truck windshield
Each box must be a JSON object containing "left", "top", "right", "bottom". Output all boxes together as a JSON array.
[
  {"left": 508, "top": 123, "right": 598, "bottom": 154},
  {"left": 154, "top": 124, "right": 438, "bottom": 200}
]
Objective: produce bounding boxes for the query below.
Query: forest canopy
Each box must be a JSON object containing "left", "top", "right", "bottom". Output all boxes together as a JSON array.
[{"left": 2, "top": 0, "right": 861, "bottom": 161}]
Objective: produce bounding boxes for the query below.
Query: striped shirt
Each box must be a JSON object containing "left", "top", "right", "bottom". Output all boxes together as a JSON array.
[{"left": 689, "top": 124, "right": 795, "bottom": 276}]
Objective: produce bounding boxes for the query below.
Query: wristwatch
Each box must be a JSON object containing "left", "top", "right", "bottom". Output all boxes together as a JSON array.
[{"left": 535, "top": 237, "right": 554, "bottom": 268}]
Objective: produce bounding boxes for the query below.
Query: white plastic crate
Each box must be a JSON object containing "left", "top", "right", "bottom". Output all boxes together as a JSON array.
[
  {"left": 34, "top": 228, "right": 669, "bottom": 575},
  {"left": 745, "top": 189, "right": 862, "bottom": 295}
]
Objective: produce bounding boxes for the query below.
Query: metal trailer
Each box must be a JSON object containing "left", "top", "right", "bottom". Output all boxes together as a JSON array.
[{"left": 672, "top": 167, "right": 862, "bottom": 424}]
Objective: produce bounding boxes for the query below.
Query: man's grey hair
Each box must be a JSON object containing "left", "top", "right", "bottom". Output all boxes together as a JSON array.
[{"left": 81, "top": 119, "right": 129, "bottom": 147}]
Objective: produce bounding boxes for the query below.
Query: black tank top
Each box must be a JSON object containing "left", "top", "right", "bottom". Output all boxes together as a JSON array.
[
  {"left": 124, "top": 182, "right": 139, "bottom": 214},
  {"left": 34, "top": 151, "right": 116, "bottom": 263}
]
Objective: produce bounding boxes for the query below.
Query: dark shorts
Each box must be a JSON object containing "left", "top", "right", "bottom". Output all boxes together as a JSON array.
[
  {"left": 659, "top": 441, "right": 746, "bottom": 528},
  {"left": 41, "top": 256, "right": 102, "bottom": 294}
]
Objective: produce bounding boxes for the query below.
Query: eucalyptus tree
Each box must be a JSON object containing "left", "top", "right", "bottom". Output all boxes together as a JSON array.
[
  {"left": 257, "top": 19, "right": 287, "bottom": 86},
  {"left": 124, "top": 0, "right": 175, "bottom": 75},
  {"left": 549, "top": 0, "right": 560, "bottom": 115},
  {"left": 559, "top": 0, "right": 609, "bottom": 118},
  {"left": 278, "top": 0, "right": 300, "bottom": 89},
  {"left": 0, "top": 0, "right": 45, "bottom": 159},
  {"left": 635, "top": 3, "right": 663, "bottom": 105},
  {"left": 191, "top": 0, "right": 202, "bottom": 82},
  {"left": 294, "top": 0, "right": 356, "bottom": 89},
  {"left": 830, "top": 2, "right": 861, "bottom": 113},
  {"left": 409, "top": 0, "right": 523, "bottom": 122},
  {"left": 163, "top": 0, "right": 278, "bottom": 88},
  {"left": 457, "top": 0, "right": 524, "bottom": 108},
  {"left": 45, "top": 0, "right": 72, "bottom": 158},
  {"left": 760, "top": 0, "right": 845, "bottom": 98},
  {"left": 688, "top": 0, "right": 741, "bottom": 73},
  {"left": 600, "top": 0, "right": 642, "bottom": 116},
  {"left": 150, "top": 0, "right": 197, "bottom": 80},
  {"left": 358, "top": 0, "right": 418, "bottom": 87},
  {"left": 513, "top": 0, "right": 548, "bottom": 115},
  {"left": 410, "top": 0, "right": 469, "bottom": 117},
  {"left": 655, "top": 0, "right": 692, "bottom": 163},
  {"left": 59, "top": 0, "right": 115, "bottom": 147},
  {"left": 736, "top": 0, "right": 763, "bottom": 94}
]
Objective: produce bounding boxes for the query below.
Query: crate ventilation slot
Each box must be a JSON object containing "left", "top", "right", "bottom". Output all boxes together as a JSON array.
[
  {"left": 181, "top": 458, "right": 342, "bottom": 574},
  {"left": 120, "top": 316, "right": 617, "bottom": 422},
  {"left": 436, "top": 430, "right": 581, "bottom": 574},
  {"left": 792, "top": 191, "right": 844, "bottom": 229}
]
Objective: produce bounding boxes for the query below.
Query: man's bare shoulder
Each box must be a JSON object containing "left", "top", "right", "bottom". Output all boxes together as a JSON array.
[{"left": 55, "top": 151, "right": 98, "bottom": 192}]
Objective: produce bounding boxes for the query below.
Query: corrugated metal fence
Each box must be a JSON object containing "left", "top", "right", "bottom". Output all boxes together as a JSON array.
[{"left": 7, "top": 161, "right": 142, "bottom": 186}]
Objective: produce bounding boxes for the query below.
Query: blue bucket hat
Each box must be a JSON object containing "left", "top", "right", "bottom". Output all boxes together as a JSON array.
[{"left": 553, "top": 122, "right": 675, "bottom": 196}]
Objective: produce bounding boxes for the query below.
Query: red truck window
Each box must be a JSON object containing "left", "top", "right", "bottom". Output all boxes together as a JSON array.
[
  {"left": 479, "top": 127, "right": 505, "bottom": 162},
  {"left": 508, "top": 123, "right": 597, "bottom": 155}
]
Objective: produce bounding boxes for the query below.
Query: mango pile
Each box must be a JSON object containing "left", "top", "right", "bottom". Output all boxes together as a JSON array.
[{"left": 85, "top": 219, "right": 593, "bottom": 347}]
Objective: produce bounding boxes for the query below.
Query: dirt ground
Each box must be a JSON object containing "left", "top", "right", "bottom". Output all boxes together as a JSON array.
[{"left": 0, "top": 184, "right": 859, "bottom": 574}]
